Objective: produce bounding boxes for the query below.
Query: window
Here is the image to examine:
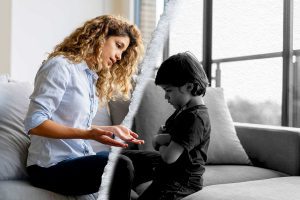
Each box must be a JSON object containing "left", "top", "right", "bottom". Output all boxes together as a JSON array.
[
  {"left": 213, "top": 1, "right": 283, "bottom": 59},
  {"left": 212, "top": 0, "right": 283, "bottom": 126},
  {"left": 293, "top": 0, "right": 300, "bottom": 127},
  {"left": 168, "top": 0, "right": 203, "bottom": 61},
  {"left": 134, "top": 0, "right": 165, "bottom": 74},
  {"left": 212, "top": 58, "right": 282, "bottom": 125},
  {"left": 135, "top": 0, "right": 300, "bottom": 127},
  {"left": 294, "top": 0, "right": 300, "bottom": 49},
  {"left": 134, "top": 0, "right": 165, "bottom": 49}
]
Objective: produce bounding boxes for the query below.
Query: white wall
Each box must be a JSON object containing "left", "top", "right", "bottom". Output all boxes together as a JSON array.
[
  {"left": 0, "top": 0, "right": 133, "bottom": 83},
  {"left": 103, "top": 0, "right": 134, "bottom": 22},
  {"left": 11, "top": 0, "right": 106, "bottom": 83}
]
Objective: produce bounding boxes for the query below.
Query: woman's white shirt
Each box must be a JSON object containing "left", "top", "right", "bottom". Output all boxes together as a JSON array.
[{"left": 24, "top": 56, "right": 98, "bottom": 167}]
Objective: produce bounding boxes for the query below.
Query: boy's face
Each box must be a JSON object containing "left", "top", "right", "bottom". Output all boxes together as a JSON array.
[{"left": 160, "top": 84, "right": 192, "bottom": 110}]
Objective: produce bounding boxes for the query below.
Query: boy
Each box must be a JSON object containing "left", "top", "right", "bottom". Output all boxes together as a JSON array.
[
  {"left": 116, "top": 52, "right": 211, "bottom": 200},
  {"left": 141, "top": 52, "right": 211, "bottom": 200}
]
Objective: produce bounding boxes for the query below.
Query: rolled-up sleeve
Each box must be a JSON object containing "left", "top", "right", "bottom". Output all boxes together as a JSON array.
[{"left": 24, "top": 59, "right": 71, "bottom": 134}]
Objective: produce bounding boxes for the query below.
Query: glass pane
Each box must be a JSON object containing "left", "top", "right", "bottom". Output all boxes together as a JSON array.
[
  {"left": 213, "top": 0, "right": 283, "bottom": 59},
  {"left": 136, "top": 0, "right": 165, "bottom": 73},
  {"left": 293, "top": 0, "right": 300, "bottom": 127},
  {"left": 212, "top": 58, "right": 282, "bottom": 126},
  {"left": 294, "top": 0, "right": 300, "bottom": 50},
  {"left": 169, "top": 0, "right": 203, "bottom": 60},
  {"left": 139, "top": 0, "right": 165, "bottom": 48}
]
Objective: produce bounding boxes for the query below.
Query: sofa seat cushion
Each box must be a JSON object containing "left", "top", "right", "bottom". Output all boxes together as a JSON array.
[
  {"left": 182, "top": 176, "right": 300, "bottom": 200},
  {"left": 0, "top": 180, "right": 97, "bottom": 200},
  {"left": 135, "top": 165, "right": 286, "bottom": 196},
  {"left": 204, "top": 165, "right": 287, "bottom": 186}
]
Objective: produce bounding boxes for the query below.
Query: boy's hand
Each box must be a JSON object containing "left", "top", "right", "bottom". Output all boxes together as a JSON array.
[{"left": 157, "top": 125, "right": 167, "bottom": 135}]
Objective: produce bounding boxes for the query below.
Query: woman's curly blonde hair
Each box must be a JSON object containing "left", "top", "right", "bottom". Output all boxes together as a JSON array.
[{"left": 48, "top": 15, "right": 144, "bottom": 103}]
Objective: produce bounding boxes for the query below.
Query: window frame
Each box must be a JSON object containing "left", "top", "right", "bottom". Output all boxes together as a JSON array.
[
  {"left": 186, "top": 0, "right": 296, "bottom": 127},
  {"left": 204, "top": 0, "right": 295, "bottom": 127}
]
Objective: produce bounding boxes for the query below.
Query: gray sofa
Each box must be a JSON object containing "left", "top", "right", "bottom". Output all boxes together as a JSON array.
[
  {"left": 108, "top": 79, "right": 300, "bottom": 200},
  {"left": 1, "top": 76, "right": 300, "bottom": 200},
  {"left": 128, "top": 123, "right": 300, "bottom": 200},
  {"left": 184, "top": 123, "right": 300, "bottom": 200}
]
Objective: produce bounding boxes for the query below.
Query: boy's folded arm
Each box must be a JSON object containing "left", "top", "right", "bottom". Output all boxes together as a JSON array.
[
  {"left": 152, "top": 133, "right": 171, "bottom": 150},
  {"left": 159, "top": 141, "right": 184, "bottom": 164}
]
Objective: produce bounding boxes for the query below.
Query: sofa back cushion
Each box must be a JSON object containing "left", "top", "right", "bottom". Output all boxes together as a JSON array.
[
  {"left": 203, "top": 87, "right": 251, "bottom": 164},
  {"left": 89, "top": 105, "right": 113, "bottom": 152},
  {"left": 110, "top": 79, "right": 251, "bottom": 165},
  {"left": 0, "top": 82, "right": 33, "bottom": 180}
]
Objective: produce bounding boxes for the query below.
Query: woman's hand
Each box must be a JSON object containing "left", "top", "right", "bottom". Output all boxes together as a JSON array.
[
  {"left": 110, "top": 125, "right": 144, "bottom": 145},
  {"left": 90, "top": 125, "right": 144, "bottom": 147},
  {"left": 89, "top": 127, "right": 129, "bottom": 148}
]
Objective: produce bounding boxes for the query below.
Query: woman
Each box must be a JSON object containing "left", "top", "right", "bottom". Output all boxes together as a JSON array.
[{"left": 24, "top": 15, "right": 144, "bottom": 198}]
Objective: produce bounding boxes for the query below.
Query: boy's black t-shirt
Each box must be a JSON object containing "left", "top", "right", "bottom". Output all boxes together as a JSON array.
[{"left": 154, "top": 105, "right": 211, "bottom": 189}]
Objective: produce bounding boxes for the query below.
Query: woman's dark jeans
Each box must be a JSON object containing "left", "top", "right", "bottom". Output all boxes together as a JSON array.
[{"left": 27, "top": 151, "right": 134, "bottom": 200}]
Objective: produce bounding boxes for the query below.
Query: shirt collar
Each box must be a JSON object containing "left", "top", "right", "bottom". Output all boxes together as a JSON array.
[{"left": 78, "top": 61, "right": 99, "bottom": 82}]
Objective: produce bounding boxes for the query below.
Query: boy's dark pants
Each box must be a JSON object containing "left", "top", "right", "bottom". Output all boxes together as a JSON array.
[
  {"left": 113, "top": 150, "right": 198, "bottom": 200},
  {"left": 110, "top": 150, "right": 161, "bottom": 200}
]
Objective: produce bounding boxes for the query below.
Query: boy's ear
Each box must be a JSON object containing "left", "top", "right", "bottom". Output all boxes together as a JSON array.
[{"left": 186, "top": 83, "right": 193, "bottom": 91}]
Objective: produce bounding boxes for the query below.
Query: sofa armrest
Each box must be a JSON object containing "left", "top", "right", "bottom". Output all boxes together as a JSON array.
[{"left": 235, "top": 122, "right": 300, "bottom": 175}]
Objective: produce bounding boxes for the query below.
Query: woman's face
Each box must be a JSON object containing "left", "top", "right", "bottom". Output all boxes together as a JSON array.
[{"left": 101, "top": 35, "right": 130, "bottom": 68}]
